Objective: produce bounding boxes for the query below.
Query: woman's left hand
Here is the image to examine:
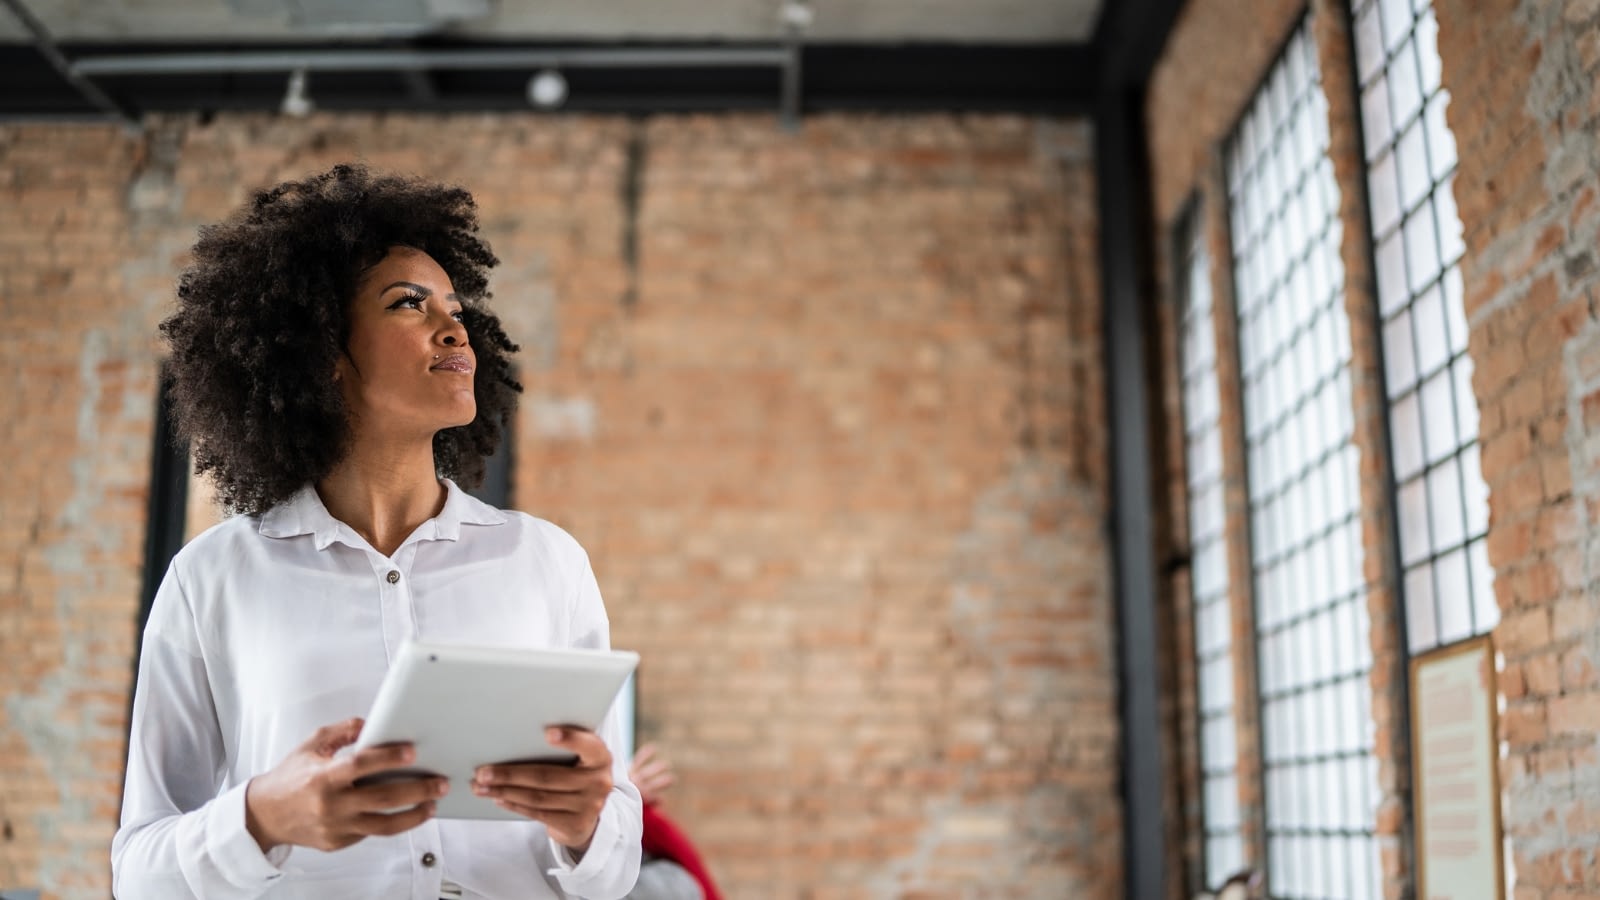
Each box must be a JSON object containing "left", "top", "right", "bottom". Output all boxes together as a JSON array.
[{"left": 473, "top": 726, "right": 613, "bottom": 854}]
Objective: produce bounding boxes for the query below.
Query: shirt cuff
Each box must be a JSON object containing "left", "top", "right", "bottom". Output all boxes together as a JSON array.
[
  {"left": 206, "top": 781, "right": 291, "bottom": 886},
  {"left": 546, "top": 806, "right": 625, "bottom": 888}
]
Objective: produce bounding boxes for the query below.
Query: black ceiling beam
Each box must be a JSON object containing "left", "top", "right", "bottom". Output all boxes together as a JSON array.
[
  {"left": 0, "top": 40, "right": 1099, "bottom": 117},
  {"left": 0, "top": 0, "right": 137, "bottom": 125},
  {"left": 1093, "top": 0, "right": 1187, "bottom": 89}
]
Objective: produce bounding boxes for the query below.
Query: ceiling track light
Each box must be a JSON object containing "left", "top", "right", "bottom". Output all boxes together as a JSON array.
[
  {"left": 526, "top": 69, "right": 568, "bottom": 109},
  {"left": 67, "top": 45, "right": 807, "bottom": 128},
  {"left": 781, "top": 0, "right": 814, "bottom": 31},
  {"left": 280, "top": 67, "right": 315, "bottom": 117}
]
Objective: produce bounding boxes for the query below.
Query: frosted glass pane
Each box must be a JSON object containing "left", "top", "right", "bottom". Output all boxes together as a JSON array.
[
  {"left": 1397, "top": 120, "right": 1430, "bottom": 212},
  {"left": 1384, "top": 308, "right": 1417, "bottom": 397},
  {"left": 1362, "top": 79, "right": 1394, "bottom": 152},
  {"left": 1379, "top": 0, "right": 1412, "bottom": 52},
  {"left": 1462, "top": 442, "right": 1489, "bottom": 537},
  {"left": 1355, "top": 1, "right": 1385, "bottom": 84},
  {"left": 1392, "top": 392, "right": 1425, "bottom": 479},
  {"left": 1406, "top": 563, "right": 1438, "bottom": 653},
  {"left": 1469, "top": 538, "right": 1500, "bottom": 630},
  {"left": 1436, "top": 546, "right": 1473, "bottom": 643},
  {"left": 1412, "top": 284, "right": 1450, "bottom": 376},
  {"left": 1415, "top": 10, "right": 1442, "bottom": 93},
  {"left": 1428, "top": 457, "right": 1467, "bottom": 551},
  {"left": 1420, "top": 368, "right": 1458, "bottom": 464},
  {"left": 1388, "top": 37, "right": 1423, "bottom": 125},
  {"left": 1376, "top": 230, "right": 1408, "bottom": 314},
  {"left": 1404, "top": 200, "right": 1442, "bottom": 294},
  {"left": 1369, "top": 151, "right": 1401, "bottom": 237},
  {"left": 1426, "top": 92, "right": 1458, "bottom": 181},
  {"left": 1436, "top": 175, "right": 1466, "bottom": 264},
  {"left": 1398, "top": 476, "right": 1430, "bottom": 564}
]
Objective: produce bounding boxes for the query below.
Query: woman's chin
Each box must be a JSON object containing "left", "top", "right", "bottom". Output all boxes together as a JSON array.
[{"left": 437, "top": 405, "right": 478, "bottom": 431}]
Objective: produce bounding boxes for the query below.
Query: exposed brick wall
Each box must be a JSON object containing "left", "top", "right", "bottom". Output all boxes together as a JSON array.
[
  {"left": 0, "top": 123, "right": 177, "bottom": 896},
  {"left": 0, "top": 112, "right": 1115, "bottom": 900},
  {"left": 1433, "top": 0, "right": 1600, "bottom": 895},
  {"left": 523, "top": 114, "right": 1117, "bottom": 898}
]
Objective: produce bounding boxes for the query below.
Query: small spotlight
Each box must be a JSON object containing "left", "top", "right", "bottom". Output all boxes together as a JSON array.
[
  {"left": 281, "top": 68, "right": 315, "bottom": 118},
  {"left": 527, "top": 69, "right": 568, "bottom": 109},
  {"left": 781, "top": 0, "right": 814, "bottom": 29}
]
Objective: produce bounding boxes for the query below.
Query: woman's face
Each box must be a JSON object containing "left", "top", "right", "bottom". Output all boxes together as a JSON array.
[{"left": 336, "top": 246, "right": 477, "bottom": 438}]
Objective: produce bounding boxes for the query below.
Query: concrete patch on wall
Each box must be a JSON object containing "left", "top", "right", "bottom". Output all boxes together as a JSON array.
[
  {"left": 866, "top": 455, "right": 1117, "bottom": 898},
  {"left": 527, "top": 394, "right": 598, "bottom": 441}
]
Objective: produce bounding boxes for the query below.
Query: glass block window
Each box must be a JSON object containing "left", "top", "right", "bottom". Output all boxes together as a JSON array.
[
  {"left": 1353, "top": 0, "right": 1494, "bottom": 653},
  {"left": 1225, "top": 20, "right": 1382, "bottom": 900},
  {"left": 1179, "top": 220, "right": 1245, "bottom": 886}
]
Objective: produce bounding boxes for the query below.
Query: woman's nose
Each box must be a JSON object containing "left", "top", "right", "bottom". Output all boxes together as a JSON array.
[{"left": 438, "top": 315, "right": 468, "bottom": 347}]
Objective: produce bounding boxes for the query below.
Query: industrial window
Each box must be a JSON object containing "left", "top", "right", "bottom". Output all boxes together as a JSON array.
[
  {"left": 1225, "top": 20, "right": 1382, "bottom": 900},
  {"left": 1353, "top": 0, "right": 1493, "bottom": 653},
  {"left": 1178, "top": 218, "right": 1245, "bottom": 885}
]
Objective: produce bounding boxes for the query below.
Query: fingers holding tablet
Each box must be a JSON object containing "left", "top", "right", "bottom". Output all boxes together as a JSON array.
[
  {"left": 246, "top": 721, "right": 443, "bottom": 854},
  {"left": 348, "top": 773, "right": 451, "bottom": 817},
  {"left": 472, "top": 726, "right": 614, "bottom": 851},
  {"left": 339, "top": 741, "right": 424, "bottom": 782}
]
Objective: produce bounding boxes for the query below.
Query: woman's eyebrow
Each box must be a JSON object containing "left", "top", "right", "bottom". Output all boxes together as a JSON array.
[{"left": 379, "top": 280, "right": 460, "bottom": 302}]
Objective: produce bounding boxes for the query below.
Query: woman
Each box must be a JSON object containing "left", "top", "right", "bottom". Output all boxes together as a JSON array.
[{"left": 111, "top": 164, "right": 642, "bottom": 899}]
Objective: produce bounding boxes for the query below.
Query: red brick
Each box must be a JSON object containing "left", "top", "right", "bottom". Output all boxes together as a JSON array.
[
  {"left": 1562, "top": 645, "right": 1598, "bottom": 690},
  {"left": 1552, "top": 595, "right": 1599, "bottom": 641},
  {"left": 1503, "top": 701, "right": 1549, "bottom": 745},
  {"left": 1527, "top": 652, "right": 1565, "bottom": 696},
  {"left": 1549, "top": 692, "right": 1600, "bottom": 736}
]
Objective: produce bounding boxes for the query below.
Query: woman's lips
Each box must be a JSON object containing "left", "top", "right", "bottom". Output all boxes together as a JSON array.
[{"left": 431, "top": 353, "right": 474, "bottom": 374}]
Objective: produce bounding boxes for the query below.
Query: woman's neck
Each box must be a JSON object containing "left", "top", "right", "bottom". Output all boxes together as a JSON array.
[{"left": 315, "top": 437, "right": 446, "bottom": 557}]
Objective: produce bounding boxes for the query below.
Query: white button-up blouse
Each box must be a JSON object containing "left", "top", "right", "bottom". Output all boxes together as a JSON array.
[{"left": 111, "top": 480, "right": 642, "bottom": 900}]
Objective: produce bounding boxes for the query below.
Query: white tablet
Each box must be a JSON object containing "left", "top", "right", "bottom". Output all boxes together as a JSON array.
[{"left": 351, "top": 641, "right": 640, "bottom": 820}]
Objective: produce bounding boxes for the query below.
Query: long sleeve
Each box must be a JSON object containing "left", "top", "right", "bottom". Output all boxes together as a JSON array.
[
  {"left": 111, "top": 565, "right": 288, "bottom": 900},
  {"left": 545, "top": 542, "right": 643, "bottom": 900}
]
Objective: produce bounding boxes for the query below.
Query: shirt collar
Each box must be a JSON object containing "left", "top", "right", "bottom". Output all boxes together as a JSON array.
[{"left": 258, "top": 478, "right": 509, "bottom": 550}]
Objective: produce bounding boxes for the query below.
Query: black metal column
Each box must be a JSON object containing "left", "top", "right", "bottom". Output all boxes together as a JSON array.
[{"left": 1097, "top": 81, "right": 1167, "bottom": 900}]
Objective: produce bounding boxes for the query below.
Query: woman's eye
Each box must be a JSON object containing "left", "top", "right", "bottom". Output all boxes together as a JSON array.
[{"left": 388, "top": 293, "right": 427, "bottom": 311}]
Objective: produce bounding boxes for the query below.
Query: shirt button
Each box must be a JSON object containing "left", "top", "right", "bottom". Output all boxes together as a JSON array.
[
  {"left": 421, "top": 851, "right": 436, "bottom": 867},
  {"left": 386, "top": 570, "right": 401, "bottom": 584}
]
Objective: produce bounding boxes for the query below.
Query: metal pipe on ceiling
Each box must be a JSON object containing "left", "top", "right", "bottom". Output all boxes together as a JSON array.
[{"left": 70, "top": 46, "right": 792, "bottom": 76}]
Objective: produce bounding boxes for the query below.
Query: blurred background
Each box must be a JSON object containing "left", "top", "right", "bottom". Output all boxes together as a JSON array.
[{"left": 1, "top": 0, "right": 1596, "bottom": 898}]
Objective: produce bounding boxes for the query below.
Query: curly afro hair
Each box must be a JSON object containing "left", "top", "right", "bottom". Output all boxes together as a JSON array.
[{"left": 160, "top": 163, "right": 522, "bottom": 517}]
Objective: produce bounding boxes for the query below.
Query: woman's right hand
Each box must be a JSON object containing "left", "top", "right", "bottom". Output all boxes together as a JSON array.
[{"left": 244, "top": 717, "right": 449, "bottom": 853}]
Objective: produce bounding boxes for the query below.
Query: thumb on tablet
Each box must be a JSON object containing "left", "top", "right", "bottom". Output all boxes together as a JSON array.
[
  {"left": 547, "top": 726, "right": 607, "bottom": 767},
  {"left": 311, "top": 718, "right": 364, "bottom": 756}
]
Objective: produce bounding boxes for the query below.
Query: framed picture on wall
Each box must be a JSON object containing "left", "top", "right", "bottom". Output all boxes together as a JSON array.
[{"left": 1410, "top": 635, "right": 1505, "bottom": 900}]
